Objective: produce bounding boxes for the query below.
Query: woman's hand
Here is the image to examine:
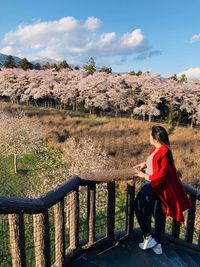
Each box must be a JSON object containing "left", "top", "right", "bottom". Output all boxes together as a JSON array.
[
  {"left": 135, "top": 168, "right": 149, "bottom": 180},
  {"left": 133, "top": 162, "right": 146, "bottom": 171}
]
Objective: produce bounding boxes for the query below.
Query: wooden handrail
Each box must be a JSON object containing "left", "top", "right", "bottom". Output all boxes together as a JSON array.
[
  {"left": 80, "top": 167, "right": 136, "bottom": 182},
  {"left": 0, "top": 168, "right": 199, "bottom": 214},
  {"left": 0, "top": 168, "right": 137, "bottom": 214}
]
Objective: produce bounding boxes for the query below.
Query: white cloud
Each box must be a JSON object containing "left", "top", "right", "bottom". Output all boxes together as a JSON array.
[
  {"left": 0, "top": 16, "right": 159, "bottom": 65},
  {"left": 99, "top": 32, "right": 116, "bottom": 45},
  {"left": 191, "top": 33, "right": 200, "bottom": 42},
  {"left": 121, "top": 29, "right": 144, "bottom": 48},
  {"left": 0, "top": 46, "right": 15, "bottom": 54},
  {"left": 178, "top": 68, "right": 200, "bottom": 80},
  {"left": 84, "top": 17, "right": 102, "bottom": 31}
]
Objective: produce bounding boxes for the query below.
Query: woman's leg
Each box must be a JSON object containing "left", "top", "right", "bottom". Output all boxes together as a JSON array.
[
  {"left": 135, "top": 184, "right": 156, "bottom": 237},
  {"left": 153, "top": 199, "right": 166, "bottom": 244}
]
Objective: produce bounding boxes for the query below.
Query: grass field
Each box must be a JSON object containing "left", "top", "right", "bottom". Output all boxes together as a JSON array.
[{"left": 0, "top": 103, "right": 200, "bottom": 197}]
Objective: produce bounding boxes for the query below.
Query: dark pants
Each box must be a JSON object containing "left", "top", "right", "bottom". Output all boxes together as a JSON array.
[{"left": 134, "top": 183, "right": 166, "bottom": 243}]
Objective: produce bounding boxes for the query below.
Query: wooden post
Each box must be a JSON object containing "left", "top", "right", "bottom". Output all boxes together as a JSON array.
[
  {"left": 54, "top": 200, "right": 65, "bottom": 267},
  {"left": 126, "top": 181, "right": 135, "bottom": 236},
  {"left": 172, "top": 220, "right": 180, "bottom": 239},
  {"left": 33, "top": 212, "right": 51, "bottom": 267},
  {"left": 69, "top": 189, "right": 79, "bottom": 250},
  {"left": 14, "top": 154, "right": 18, "bottom": 174},
  {"left": 8, "top": 213, "right": 26, "bottom": 267},
  {"left": 87, "top": 183, "right": 96, "bottom": 245},
  {"left": 106, "top": 182, "right": 115, "bottom": 240},
  {"left": 185, "top": 195, "right": 196, "bottom": 243}
]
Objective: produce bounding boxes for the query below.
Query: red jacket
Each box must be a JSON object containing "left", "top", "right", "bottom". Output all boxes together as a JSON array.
[{"left": 148, "top": 145, "right": 191, "bottom": 222}]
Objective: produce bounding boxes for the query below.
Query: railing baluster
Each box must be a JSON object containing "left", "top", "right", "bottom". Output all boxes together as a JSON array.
[
  {"left": 33, "top": 212, "right": 51, "bottom": 267},
  {"left": 87, "top": 183, "right": 96, "bottom": 245},
  {"left": 126, "top": 181, "right": 135, "bottom": 236},
  {"left": 106, "top": 182, "right": 115, "bottom": 240},
  {"left": 172, "top": 220, "right": 180, "bottom": 239},
  {"left": 54, "top": 200, "right": 65, "bottom": 267},
  {"left": 43, "top": 211, "right": 51, "bottom": 267},
  {"left": 8, "top": 213, "right": 26, "bottom": 267},
  {"left": 69, "top": 188, "right": 79, "bottom": 250},
  {"left": 185, "top": 195, "right": 196, "bottom": 243}
]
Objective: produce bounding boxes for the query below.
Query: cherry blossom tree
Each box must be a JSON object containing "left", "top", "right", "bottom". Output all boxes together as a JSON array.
[
  {"left": 0, "top": 68, "right": 200, "bottom": 125},
  {"left": 0, "top": 111, "right": 44, "bottom": 173}
]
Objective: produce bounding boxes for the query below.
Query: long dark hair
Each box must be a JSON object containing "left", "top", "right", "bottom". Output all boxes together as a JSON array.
[{"left": 151, "top": 125, "right": 175, "bottom": 166}]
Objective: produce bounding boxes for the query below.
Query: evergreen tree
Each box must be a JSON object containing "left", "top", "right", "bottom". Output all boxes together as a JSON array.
[
  {"left": 136, "top": 70, "right": 142, "bottom": 76},
  {"left": 19, "top": 58, "right": 32, "bottom": 70},
  {"left": 4, "top": 55, "right": 16, "bottom": 68},
  {"left": 169, "top": 74, "right": 178, "bottom": 81},
  {"left": 58, "top": 60, "right": 70, "bottom": 70},
  {"left": 130, "top": 70, "right": 136, "bottom": 75},
  {"left": 178, "top": 74, "right": 187, "bottom": 83},
  {"left": 43, "top": 63, "right": 51, "bottom": 70},
  {"left": 84, "top": 57, "right": 96, "bottom": 75},
  {"left": 57, "top": 60, "right": 72, "bottom": 71},
  {"left": 34, "top": 63, "right": 42, "bottom": 70},
  {"left": 99, "top": 66, "right": 112, "bottom": 74}
]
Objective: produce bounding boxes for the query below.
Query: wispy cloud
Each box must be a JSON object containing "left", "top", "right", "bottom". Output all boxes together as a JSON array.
[
  {"left": 191, "top": 33, "right": 200, "bottom": 42},
  {"left": 0, "top": 16, "right": 160, "bottom": 65},
  {"left": 134, "top": 50, "right": 162, "bottom": 60}
]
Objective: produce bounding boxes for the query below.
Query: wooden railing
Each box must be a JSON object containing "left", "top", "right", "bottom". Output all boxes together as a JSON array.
[{"left": 0, "top": 168, "right": 200, "bottom": 267}]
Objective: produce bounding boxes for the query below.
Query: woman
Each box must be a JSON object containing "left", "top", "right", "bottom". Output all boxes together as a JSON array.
[{"left": 133, "top": 125, "right": 191, "bottom": 255}]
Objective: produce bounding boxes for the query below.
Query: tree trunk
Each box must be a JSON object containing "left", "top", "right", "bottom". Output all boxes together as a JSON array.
[
  {"left": 75, "top": 98, "right": 78, "bottom": 112},
  {"left": 191, "top": 113, "right": 194, "bottom": 128},
  {"left": 14, "top": 154, "right": 18, "bottom": 174},
  {"left": 148, "top": 114, "right": 152, "bottom": 122}
]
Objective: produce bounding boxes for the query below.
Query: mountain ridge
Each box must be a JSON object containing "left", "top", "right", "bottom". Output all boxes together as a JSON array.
[{"left": 0, "top": 53, "right": 63, "bottom": 67}]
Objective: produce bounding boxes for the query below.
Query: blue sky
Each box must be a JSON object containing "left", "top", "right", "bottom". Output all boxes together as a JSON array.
[{"left": 0, "top": 0, "right": 200, "bottom": 78}]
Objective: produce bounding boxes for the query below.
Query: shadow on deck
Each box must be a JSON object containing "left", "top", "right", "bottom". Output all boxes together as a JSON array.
[{"left": 71, "top": 237, "right": 200, "bottom": 267}]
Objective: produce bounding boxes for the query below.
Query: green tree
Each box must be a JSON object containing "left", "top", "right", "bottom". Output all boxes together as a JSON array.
[
  {"left": 19, "top": 58, "right": 32, "bottom": 70},
  {"left": 84, "top": 57, "right": 96, "bottom": 75},
  {"left": 42, "top": 63, "right": 51, "bottom": 70},
  {"left": 178, "top": 74, "right": 187, "bottom": 83},
  {"left": 169, "top": 74, "right": 178, "bottom": 81},
  {"left": 130, "top": 70, "right": 136, "bottom": 75},
  {"left": 136, "top": 70, "right": 142, "bottom": 76},
  {"left": 4, "top": 55, "right": 16, "bottom": 68},
  {"left": 58, "top": 60, "right": 70, "bottom": 70},
  {"left": 34, "top": 63, "right": 42, "bottom": 70},
  {"left": 99, "top": 66, "right": 112, "bottom": 74}
]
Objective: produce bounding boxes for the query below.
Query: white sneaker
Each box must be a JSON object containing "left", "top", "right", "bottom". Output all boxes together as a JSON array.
[
  {"left": 151, "top": 243, "right": 162, "bottom": 255},
  {"left": 139, "top": 235, "right": 157, "bottom": 250}
]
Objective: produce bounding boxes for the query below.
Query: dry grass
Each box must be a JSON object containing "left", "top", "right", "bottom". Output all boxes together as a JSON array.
[{"left": 28, "top": 112, "right": 200, "bottom": 189}]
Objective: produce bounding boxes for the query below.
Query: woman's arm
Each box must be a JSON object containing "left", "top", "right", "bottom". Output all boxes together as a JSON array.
[
  {"left": 135, "top": 154, "right": 170, "bottom": 186},
  {"left": 133, "top": 161, "right": 146, "bottom": 170}
]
